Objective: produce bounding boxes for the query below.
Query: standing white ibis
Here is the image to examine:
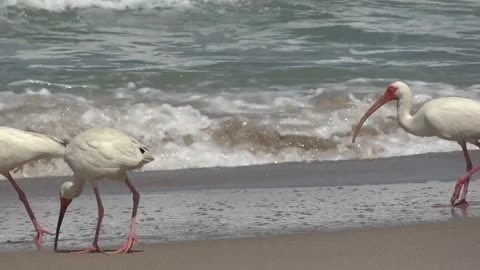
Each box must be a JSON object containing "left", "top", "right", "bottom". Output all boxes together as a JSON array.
[
  {"left": 0, "top": 126, "right": 65, "bottom": 247},
  {"left": 352, "top": 81, "right": 480, "bottom": 207},
  {"left": 54, "top": 127, "right": 154, "bottom": 254}
]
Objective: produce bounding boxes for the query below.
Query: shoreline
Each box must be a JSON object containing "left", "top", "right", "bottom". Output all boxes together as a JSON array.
[
  {"left": 0, "top": 218, "right": 479, "bottom": 270},
  {"left": 2, "top": 150, "right": 480, "bottom": 197},
  {"left": 1, "top": 178, "right": 479, "bottom": 251},
  {"left": 1, "top": 150, "right": 480, "bottom": 252}
]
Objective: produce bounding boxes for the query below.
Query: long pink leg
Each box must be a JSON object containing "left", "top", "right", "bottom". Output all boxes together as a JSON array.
[
  {"left": 451, "top": 165, "right": 480, "bottom": 206},
  {"left": 4, "top": 172, "right": 53, "bottom": 248},
  {"left": 108, "top": 177, "right": 140, "bottom": 254},
  {"left": 463, "top": 141, "right": 480, "bottom": 200},
  {"left": 72, "top": 186, "right": 104, "bottom": 254},
  {"left": 452, "top": 142, "right": 473, "bottom": 206}
]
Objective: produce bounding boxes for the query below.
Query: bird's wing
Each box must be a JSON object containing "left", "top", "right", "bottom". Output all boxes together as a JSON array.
[
  {"left": 0, "top": 127, "right": 65, "bottom": 157},
  {"left": 83, "top": 136, "right": 145, "bottom": 170},
  {"left": 424, "top": 98, "right": 480, "bottom": 140}
]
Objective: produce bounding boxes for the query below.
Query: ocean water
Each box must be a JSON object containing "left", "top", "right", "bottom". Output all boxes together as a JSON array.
[{"left": 1, "top": 0, "right": 480, "bottom": 177}]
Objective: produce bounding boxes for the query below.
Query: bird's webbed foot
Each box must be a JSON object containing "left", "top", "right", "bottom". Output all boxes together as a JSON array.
[
  {"left": 453, "top": 199, "right": 470, "bottom": 209},
  {"left": 107, "top": 234, "right": 139, "bottom": 254},
  {"left": 34, "top": 226, "right": 54, "bottom": 248},
  {"left": 70, "top": 245, "right": 102, "bottom": 254}
]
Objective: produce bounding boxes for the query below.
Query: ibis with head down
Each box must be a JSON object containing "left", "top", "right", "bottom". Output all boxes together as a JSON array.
[
  {"left": 54, "top": 127, "right": 154, "bottom": 254},
  {"left": 0, "top": 127, "right": 65, "bottom": 247}
]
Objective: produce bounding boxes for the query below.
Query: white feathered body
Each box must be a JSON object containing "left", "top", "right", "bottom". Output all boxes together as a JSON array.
[
  {"left": 64, "top": 127, "right": 154, "bottom": 184},
  {"left": 0, "top": 127, "right": 65, "bottom": 174},
  {"left": 400, "top": 97, "right": 480, "bottom": 142}
]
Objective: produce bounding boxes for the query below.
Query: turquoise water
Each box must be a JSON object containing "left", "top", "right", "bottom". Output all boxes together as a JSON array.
[{"left": 1, "top": 0, "right": 480, "bottom": 176}]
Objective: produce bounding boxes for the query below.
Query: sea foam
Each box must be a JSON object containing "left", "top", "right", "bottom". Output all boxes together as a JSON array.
[
  {"left": 1, "top": 79, "right": 476, "bottom": 178},
  {"left": 0, "top": 0, "right": 242, "bottom": 11}
]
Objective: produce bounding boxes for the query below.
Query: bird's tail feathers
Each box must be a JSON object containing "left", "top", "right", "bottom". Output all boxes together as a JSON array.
[{"left": 138, "top": 146, "right": 154, "bottom": 164}]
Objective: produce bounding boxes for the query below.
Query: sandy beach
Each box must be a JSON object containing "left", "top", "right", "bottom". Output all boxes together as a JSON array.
[
  {"left": 0, "top": 218, "right": 478, "bottom": 270},
  {"left": 2, "top": 0, "right": 480, "bottom": 268},
  {"left": 1, "top": 151, "right": 480, "bottom": 269},
  {"left": 1, "top": 151, "right": 480, "bottom": 250}
]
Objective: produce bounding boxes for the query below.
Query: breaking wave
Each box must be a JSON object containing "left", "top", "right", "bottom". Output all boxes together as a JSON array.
[{"left": 4, "top": 79, "right": 478, "bottom": 178}]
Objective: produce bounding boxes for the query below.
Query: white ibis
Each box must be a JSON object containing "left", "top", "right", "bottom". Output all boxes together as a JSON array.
[
  {"left": 352, "top": 81, "right": 480, "bottom": 207},
  {"left": 53, "top": 127, "right": 154, "bottom": 254},
  {"left": 0, "top": 126, "right": 65, "bottom": 247}
]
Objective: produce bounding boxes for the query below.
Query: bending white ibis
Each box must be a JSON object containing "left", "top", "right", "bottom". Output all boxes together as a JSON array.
[
  {"left": 54, "top": 127, "right": 154, "bottom": 254},
  {"left": 352, "top": 81, "right": 480, "bottom": 207},
  {"left": 0, "top": 126, "right": 65, "bottom": 247}
]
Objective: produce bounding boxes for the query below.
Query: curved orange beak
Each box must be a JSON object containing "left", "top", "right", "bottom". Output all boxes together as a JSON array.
[
  {"left": 352, "top": 93, "right": 396, "bottom": 143},
  {"left": 54, "top": 197, "right": 72, "bottom": 252}
]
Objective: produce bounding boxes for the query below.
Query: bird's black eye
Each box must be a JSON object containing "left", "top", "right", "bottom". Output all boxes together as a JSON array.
[
  {"left": 387, "top": 86, "right": 396, "bottom": 95},
  {"left": 139, "top": 148, "right": 145, "bottom": 154}
]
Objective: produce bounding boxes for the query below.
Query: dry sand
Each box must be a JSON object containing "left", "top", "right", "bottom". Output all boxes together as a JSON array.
[{"left": 1, "top": 218, "right": 479, "bottom": 270}]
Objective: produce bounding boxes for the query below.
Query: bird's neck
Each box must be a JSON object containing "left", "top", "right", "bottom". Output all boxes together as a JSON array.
[
  {"left": 69, "top": 178, "right": 86, "bottom": 199},
  {"left": 396, "top": 93, "right": 423, "bottom": 135}
]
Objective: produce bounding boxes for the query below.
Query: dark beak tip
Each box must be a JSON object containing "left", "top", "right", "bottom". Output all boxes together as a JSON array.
[{"left": 55, "top": 197, "right": 72, "bottom": 253}]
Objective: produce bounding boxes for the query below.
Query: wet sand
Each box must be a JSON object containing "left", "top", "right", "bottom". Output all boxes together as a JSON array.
[
  {"left": 1, "top": 151, "right": 480, "bottom": 268},
  {"left": 1, "top": 218, "right": 479, "bottom": 270}
]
